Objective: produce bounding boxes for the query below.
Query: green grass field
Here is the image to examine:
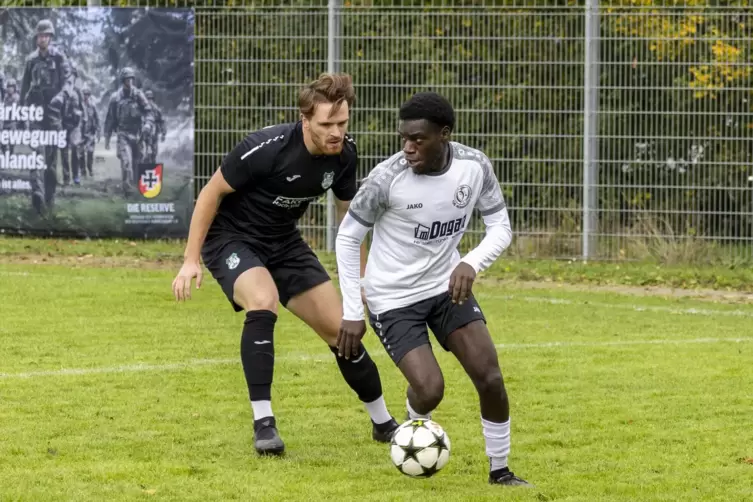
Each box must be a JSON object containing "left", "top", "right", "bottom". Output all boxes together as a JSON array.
[{"left": 1, "top": 239, "right": 752, "bottom": 501}]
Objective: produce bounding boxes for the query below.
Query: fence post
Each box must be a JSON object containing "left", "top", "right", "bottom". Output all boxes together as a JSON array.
[
  {"left": 326, "top": 0, "right": 342, "bottom": 253},
  {"left": 583, "top": 0, "right": 600, "bottom": 260}
]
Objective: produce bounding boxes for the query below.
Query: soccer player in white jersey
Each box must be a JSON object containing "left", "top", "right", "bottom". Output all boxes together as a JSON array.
[{"left": 335, "top": 92, "right": 530, "bottom": 486}]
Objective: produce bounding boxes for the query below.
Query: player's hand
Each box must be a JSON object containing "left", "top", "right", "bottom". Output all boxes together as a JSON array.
[
  {"left": 172, "top": 261, "right": 203, "bottom": 302},
  {"left": 337, "top": 319, "right": 366, "bottom": 360},
  {"left": 449, "top": 262, "right": 476, "bottom": 305}
]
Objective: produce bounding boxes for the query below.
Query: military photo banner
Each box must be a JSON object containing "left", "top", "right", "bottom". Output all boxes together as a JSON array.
[{"left": 0, "top": 8, "right": 194, "bottom": 238}]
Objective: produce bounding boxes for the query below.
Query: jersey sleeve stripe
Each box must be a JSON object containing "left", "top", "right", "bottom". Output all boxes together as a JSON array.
[
  {"left": 480, "top": 201, "right": 506, "bottom": 216},
  {"left": 239, "top": 133, "right": 286, "bottom": 160},
  {"left": 347, "top": 208, "right": 374, "bottom": 227},
  {"left": 240, "top": 149, "right": 255, "bottom": 160}
]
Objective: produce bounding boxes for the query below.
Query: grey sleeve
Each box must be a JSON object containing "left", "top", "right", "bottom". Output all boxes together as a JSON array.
[
  {"left": 347, "top": 164, "right": 393, "bottom": 227},
  {"left": 475, "top": 154, "right": 507, "bottom": 216}
]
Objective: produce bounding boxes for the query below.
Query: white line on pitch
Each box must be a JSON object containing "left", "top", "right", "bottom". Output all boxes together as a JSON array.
[
  {"left": 494, "top": 337, "right": 751, "bottom": 349},
  {"left": 0, "top": 359, "right": 238, "bottom": 379},
  {"left": 1, "top": 337, "right": 749, "bottom": 380}
]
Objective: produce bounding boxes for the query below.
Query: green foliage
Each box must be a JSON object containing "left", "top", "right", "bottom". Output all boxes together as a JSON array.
[
  {"left": 187, "top": 1, "right": 753, "bottom": 252},
  {"left": 599, "top": 1, "right": 753, "bottom": 243}
]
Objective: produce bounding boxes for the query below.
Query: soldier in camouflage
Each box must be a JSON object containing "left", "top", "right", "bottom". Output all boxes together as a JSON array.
[
  {"left": 20, "top": 18, "right": 73, "bottom": 214},
  {"left": 2, "top": 78, "right": 20, "bottom": 155},
  {"left": 143, "top": 90, "right": 165, "bottom": 163},
  {"left": 51, "top": 66, "right": 87, "bottom": 185},
  {"left": 81, "top": 87, "right": 100, "bottom": 178},
  {"left": 104, "top": 67, "right": 154, "bottom": 196}
]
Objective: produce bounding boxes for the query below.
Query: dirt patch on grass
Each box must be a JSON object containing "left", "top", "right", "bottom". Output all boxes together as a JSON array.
[
  {"left": 4, "top": 253, "right": 753, "bottom": 303},
  {"left": 0, "top": 253, "right": 182, "bottom": 270},
  {"left": 485, "top": 278, "right": 753, "bottom": 303}
]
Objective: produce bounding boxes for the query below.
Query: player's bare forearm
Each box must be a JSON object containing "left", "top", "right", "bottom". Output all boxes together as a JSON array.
[
  {"left": 183, "top": 188, "right": 222, "bottom": 263},
  {"left": 183, "top": 168, "right": 236, "bottom": 263}
]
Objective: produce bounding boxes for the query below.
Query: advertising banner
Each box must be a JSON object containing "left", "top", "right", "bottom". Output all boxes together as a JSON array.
[{"left": 0, "top": 7, "right": 194, "bottom": 238}]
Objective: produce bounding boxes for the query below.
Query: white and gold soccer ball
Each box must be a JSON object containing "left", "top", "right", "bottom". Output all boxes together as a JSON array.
[{"left": 390, "top": 419, "right": 451, "bottom": 478}]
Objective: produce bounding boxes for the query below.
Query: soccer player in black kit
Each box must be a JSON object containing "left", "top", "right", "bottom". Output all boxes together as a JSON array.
[{"left": 172, "top": 73, "right": 398, "bottom": 455}]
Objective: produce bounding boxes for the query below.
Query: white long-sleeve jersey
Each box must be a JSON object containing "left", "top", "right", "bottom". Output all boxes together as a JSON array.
[{"left": 336, "top": 142, "right": 512, "bottom": 321}]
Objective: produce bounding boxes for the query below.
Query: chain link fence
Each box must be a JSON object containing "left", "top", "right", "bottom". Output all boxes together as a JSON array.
[{"left": 10, "top": 0, "right": 753, "bottom": 261}]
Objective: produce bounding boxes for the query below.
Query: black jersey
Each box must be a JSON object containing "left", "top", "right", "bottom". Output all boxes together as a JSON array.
[{"left": 208, "top": 122, "right": 358, "bottom": 242}]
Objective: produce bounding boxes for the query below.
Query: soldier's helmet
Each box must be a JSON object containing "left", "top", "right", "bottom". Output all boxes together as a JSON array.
[
  {"left": 144, "top": 90, "right": 154, "bottom": 99},
  {"left": 36, "top": 19, "right": 55, "bottom": 37},
  {"left": 6, "top": 78, "right": 17, "bottom": 89},
  {"left": 119, "top": 67, "right": 135, "bottom": 81}
]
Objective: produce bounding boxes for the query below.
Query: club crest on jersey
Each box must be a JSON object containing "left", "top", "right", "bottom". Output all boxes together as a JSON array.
[
  {"left": 321, "top": 171, "right": 335, "bottom": 190},
  {"left": 138, "top": 163, "right": 163, "bottom": 199},
  {"left": 226, "top": 252, "right": 240, "bottom": 270},
  {"left": 453, "top": 184, "right": 472, "bottom": 208}
]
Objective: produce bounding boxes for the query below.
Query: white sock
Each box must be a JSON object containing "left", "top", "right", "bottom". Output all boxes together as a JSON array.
[
  {"left": 482, "top": 417, "right": 511, "bottom": 471},
  {"left": 251, "top": 400, "right": 273, "bottom": 421},
  {"left": 406, "top": 398, "right": 431, "bottom": 420},
  {"left": 364, "top": 395, "right": 392, "bottom": 425}
]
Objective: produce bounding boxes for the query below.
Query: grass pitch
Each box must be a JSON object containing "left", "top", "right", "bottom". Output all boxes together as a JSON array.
[{"left": 1, "top": 250, "right": 752, "bottom": 501}]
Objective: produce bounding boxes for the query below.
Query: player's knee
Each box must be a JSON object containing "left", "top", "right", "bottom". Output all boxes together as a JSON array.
[
  {"left": 233, "top": 268, "right": 280, "bottom": 313},
  {"left": 240, "top": 293, "right": 278, "bottom": 313},
  {"left": 234, "top": 284, "right": 279, "bottom": 314},
  {"left": 414, "top": 377, "right": 445, "bottom": 410}
]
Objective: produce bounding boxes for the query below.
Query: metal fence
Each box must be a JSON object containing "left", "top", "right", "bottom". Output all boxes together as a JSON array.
[{"left": 30, "top": 0, "right": 753, "bottom": 260}]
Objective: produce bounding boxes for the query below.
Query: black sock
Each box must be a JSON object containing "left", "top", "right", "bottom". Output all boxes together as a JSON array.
[
  {"left": 329, "top": 345, "right": 383, "bottom": 403},
  {"left": 240, "top": 310, "right": 277, "bottom": 402},
  {"left": 490, "top": 466, "right": 511, "bottom": 478}
]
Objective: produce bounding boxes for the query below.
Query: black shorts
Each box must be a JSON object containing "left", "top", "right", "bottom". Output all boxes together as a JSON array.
[
  {"left": 201, "top": 234, "right": 331, "bottom": 311},
  {"left": 368, "top": 292, "right": 486, "bottom": 365}
]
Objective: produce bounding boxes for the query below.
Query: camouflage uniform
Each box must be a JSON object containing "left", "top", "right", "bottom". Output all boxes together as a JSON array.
[
  {"left": 143, "top": 90, "right": 166, "bottom": 163},
  {"left": 20, "top": 19, "right": 73, "bottom": 213},
  {"left": 81, "top": 87, "right": 100, "bottom": 178},
  {"left": 2, "top": 78, "right": 20, "bottom": 155},
  {"left": 52, "top": 66, "right": 87, "bottom": 185},
  {"left": 104, "top": 67, "right": 154, "bottom": 196}
]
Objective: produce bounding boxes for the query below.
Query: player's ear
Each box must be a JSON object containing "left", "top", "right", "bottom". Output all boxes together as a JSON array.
[{"left": 440, "top": 126, "right": 451, "bottom": 141}]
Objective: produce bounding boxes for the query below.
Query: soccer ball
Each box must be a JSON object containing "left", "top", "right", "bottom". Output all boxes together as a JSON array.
[{"left": 390, "top": 419, "right": 451, "bottom": 478}]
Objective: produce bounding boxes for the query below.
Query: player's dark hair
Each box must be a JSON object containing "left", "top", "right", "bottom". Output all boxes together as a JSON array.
[
  {"left": 399, "top": 92, "right": 455, "bottom": 132},
  {"left": 299, "top": 72, "right": 356, "bottom": 119}
]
